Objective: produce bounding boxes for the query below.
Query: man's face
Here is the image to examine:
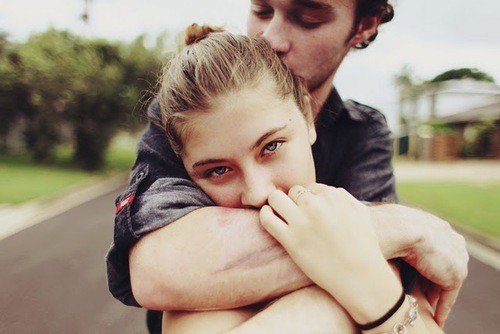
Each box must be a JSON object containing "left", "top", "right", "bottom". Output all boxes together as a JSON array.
[{"left": 247, "top": 0, "right": 358, "bottom": 94}]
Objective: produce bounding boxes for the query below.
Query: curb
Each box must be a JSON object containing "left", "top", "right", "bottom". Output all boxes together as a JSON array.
[
  {"left": 0, "top": 173, "right": 128, "bottom": 241},
  {"left": 451, "top": 223, "right": 500, "bottom": 253}
]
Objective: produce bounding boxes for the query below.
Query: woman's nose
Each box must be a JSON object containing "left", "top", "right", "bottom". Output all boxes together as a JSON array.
[{"left": 241, "top": 172, "right": 276, "bottom": 209}]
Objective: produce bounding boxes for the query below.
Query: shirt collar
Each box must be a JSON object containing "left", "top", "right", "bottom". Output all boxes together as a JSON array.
[{"left": 315, "top": 87, "right": 345, "bottom": 129}]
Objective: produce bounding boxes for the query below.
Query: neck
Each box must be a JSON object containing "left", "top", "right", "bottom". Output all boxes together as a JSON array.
[{"left": 309, "top": 75, "right": 335, "bottom": 121}]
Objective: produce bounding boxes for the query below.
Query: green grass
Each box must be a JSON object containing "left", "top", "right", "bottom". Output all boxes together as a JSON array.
[
  {"left": 0, "top": 133, "right": 138, "bottom": 204},
  {"left": 397, "top": 181, "right": 500, "bottom": 237}
]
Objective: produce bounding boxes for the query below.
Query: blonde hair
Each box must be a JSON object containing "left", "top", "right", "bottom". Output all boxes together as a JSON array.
[{"left": 158, "top": 23, "right": 309, "bottom": 155}]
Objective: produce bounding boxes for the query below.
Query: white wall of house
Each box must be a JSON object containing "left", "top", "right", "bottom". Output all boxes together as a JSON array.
[{"left": 416, "top": 79, "right": 500, "bottom": 122}]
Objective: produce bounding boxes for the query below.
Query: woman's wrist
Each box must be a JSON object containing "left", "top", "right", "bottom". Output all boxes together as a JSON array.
[
  {"left": 333, "top": 257, "right": 403, "bottom": 326},
  {"left": 358, "top": 290, "right": 406, "bottom": 331},
  {"left": 362, "top": 294, "right": 419, "bottom": 334}
]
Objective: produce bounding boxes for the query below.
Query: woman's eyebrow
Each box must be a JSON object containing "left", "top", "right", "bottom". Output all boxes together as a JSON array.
[
  {"left": 192, "top": 158, "right": 226, "bottom": 169},
  {"left": 251, "top": 124, "right": 288, "bottom": 150}
]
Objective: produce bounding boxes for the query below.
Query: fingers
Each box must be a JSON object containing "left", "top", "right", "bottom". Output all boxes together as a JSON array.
[
  {"left": 261, "top": 185, "right": 317, "bottom": 244},
  {"left": 434, "top": 288, "right": 460, "bottom": 328},
  {"left": 295, "top": 188, "right": 311, "bottom": 203},
  {"left": 268, "top": 189, "right": 302, "bottom": 225},
  {"left": 288, "top": 185, "right": 314, "bottom": 205},
  {"left": 259, "top": 205, "right": 289, "bottom": 245},
  {"left": 425, "top": 284, "right": 441, "bottom": 309}
]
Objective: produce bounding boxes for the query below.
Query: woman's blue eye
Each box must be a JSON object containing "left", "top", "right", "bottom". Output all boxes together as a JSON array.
[
  {"left": 209, "top": 167, "right": 229, "bottom": 178},
  {"left": 263, "top": 141, "right": 283, "bottom": 154}
]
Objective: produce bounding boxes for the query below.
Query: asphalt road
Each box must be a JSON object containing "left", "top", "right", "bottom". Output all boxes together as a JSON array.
[
  {"left": 0, "top": 188, "right": 145, "bottom": 334},
  {"left": 1, "top": 187, "right": 499, "bottom": 333}
]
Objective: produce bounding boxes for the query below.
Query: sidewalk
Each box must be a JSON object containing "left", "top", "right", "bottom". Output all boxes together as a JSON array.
[
  {"left": 0, "top": 173, "right": 128, "bottom": 241},
  {"left": 394, "top": 160, "right": 500, "bottom": 183}
]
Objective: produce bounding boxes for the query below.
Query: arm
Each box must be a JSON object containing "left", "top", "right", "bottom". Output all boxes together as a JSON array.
[
  {"left": 370, "top": 203, "right": 468, "bottom": 327},
  {"left": 332, "top": 102, "right": 468, "bottom": 325},
  {"left": 159, "top": 262, "right": 437, "bottom": 334},
  {"left": 129, "top": 194, "right": 467, "bottom": 319},
  {"left": 130, "top": 206, "right": 311, "bottom": 311},
  {"left": 260, "top": 184, "right": 444, "bottom": 334}
]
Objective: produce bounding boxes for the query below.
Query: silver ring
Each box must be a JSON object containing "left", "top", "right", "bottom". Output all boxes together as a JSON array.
[{"left": 295, "top": 189, "right": 311, "bottom": 203}]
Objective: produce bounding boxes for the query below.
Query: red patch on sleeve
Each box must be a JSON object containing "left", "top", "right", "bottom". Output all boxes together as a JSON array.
[{"left": 115, "top": 194, "right": 135, "bottom": 214}]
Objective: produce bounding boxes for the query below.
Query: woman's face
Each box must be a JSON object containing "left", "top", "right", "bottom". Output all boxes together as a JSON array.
[{"left": 181, "top": 79, "right": 317, "bottom": 208}]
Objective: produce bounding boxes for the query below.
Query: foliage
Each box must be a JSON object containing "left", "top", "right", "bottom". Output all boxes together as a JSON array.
[
  {"left": 0, "top": 32, "right": 31, "bottom": 152},
  {"left": 394, "top": 65, "right": 423, "bottom": 100},
  {"left": 429, "top": 122, "right": 457, "bottom": 134},
  {"left": 429, "top": 68, "right": 495, "bottom": 83},
  {"left": 0, "top": 28, "right": 167, "bottom": 169},
  {"left": 461, "top": 120, "right": 497, "bottom": 157}
]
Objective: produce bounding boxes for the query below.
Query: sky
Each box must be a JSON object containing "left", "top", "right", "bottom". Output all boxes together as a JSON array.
[{"left": 1, "top": 0, "right": 499, "bottom": 131}]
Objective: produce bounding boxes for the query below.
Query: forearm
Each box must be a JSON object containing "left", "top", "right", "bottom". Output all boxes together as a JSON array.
[
  {"left": 369, "top": 202, "right": 468, "bottom": 327},
  {"left": 369, "top": 203, "right": 423, "bottom": 260},
  {"left": 370, "top": 202, "right": 466, "bottom": 264},
  {"left": 129, "top": 206, "right": 310, "bottom": 311}
]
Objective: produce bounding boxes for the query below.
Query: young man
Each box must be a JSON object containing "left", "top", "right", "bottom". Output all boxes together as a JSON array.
[{"left": 106, "top": 0, "right": 468, "bottom": 332}]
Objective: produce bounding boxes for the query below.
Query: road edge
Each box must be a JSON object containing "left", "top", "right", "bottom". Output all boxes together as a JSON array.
[{"left": 0, "top": 173, "right": 128, "bottom": 241}]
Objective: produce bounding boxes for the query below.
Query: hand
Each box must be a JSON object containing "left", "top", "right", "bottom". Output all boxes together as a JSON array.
[
  {"left": 371, "top": 204, "right": 469, "bottom": 327},
  {"left": 406, "top": 212, "right": 468, "bottom": 328},
  {"left": 260, "top": 184, "right": 401, "bottom": 323}
]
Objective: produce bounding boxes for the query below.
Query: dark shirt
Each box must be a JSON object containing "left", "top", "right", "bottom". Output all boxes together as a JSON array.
[{"left": 106, "top": 88, "right": 400, "bottom": 331}]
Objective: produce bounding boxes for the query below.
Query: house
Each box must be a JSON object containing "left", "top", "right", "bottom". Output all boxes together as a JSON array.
[{"left": 397, "top": 79, "right": 500, "bottom": 160}]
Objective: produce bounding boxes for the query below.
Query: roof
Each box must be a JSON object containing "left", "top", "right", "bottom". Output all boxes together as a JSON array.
[{"left": 432, "top": 99, "right": 500, "bottom": 124}]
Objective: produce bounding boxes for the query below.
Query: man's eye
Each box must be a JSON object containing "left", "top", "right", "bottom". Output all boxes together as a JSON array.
[
  {"left": 207, "top": 166, "right": 230, "bottom": 178},
  {"left": 263, "top": 141, "right": 283, "bottom": 155},
  {"left": 251, "top": 6, "right": 273, "bottom": 19},
  {"left": 292, "top": 14, "right": 323, "bottom": 29}
]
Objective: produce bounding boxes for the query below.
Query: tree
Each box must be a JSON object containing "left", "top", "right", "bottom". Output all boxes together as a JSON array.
[
  {"left": 13, "top": 29, "right": 80, "bottom": 161},
  {"left": 394, "top": 66, "right": 424, "bottom": 158},
  {"left": 429, "top": 68, "right": 495, "bottom": 83},
  {"left": 0, "top": 32, "right": 20, "bottom": 151},
  {"left": 0, "top": 28, "right": 166, "bottom": 169}
]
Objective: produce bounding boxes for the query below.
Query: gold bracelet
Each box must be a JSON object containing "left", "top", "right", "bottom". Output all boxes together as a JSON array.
[{"left": 380, "top": 294, "right": 419, "bottom": 334}]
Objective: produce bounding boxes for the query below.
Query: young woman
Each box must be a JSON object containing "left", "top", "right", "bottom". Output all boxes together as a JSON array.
[{"left": 155, "top": 24, "right": 443, "bottom": 333}]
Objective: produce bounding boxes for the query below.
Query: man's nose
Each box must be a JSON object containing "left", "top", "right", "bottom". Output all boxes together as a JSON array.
[
  {"left": 261, "top": 16, "right": 291, "bottom": 55},
  {"left": 241, "top": 171, "right": 276, "bottom": 209}
]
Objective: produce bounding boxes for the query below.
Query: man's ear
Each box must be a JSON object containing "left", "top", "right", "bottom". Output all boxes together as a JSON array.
[
  {"left": 303, "top": 96, "right": 317, "bottom": 145},
  {"left": 348, "top": 14, "right": 382, "bottom": 48}
]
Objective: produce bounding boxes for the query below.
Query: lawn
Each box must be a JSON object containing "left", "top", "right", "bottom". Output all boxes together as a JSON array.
[
  {"left": 397, "top": 181, "right": 500, "bottom": 238},
  {"left": 0, "top": 133, "right": 138, "bottom": 204}
]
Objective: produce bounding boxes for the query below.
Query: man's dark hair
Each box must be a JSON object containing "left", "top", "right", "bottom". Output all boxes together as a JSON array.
[{"left": 352, "top": 0, "right": 394, "bottom": 49}]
